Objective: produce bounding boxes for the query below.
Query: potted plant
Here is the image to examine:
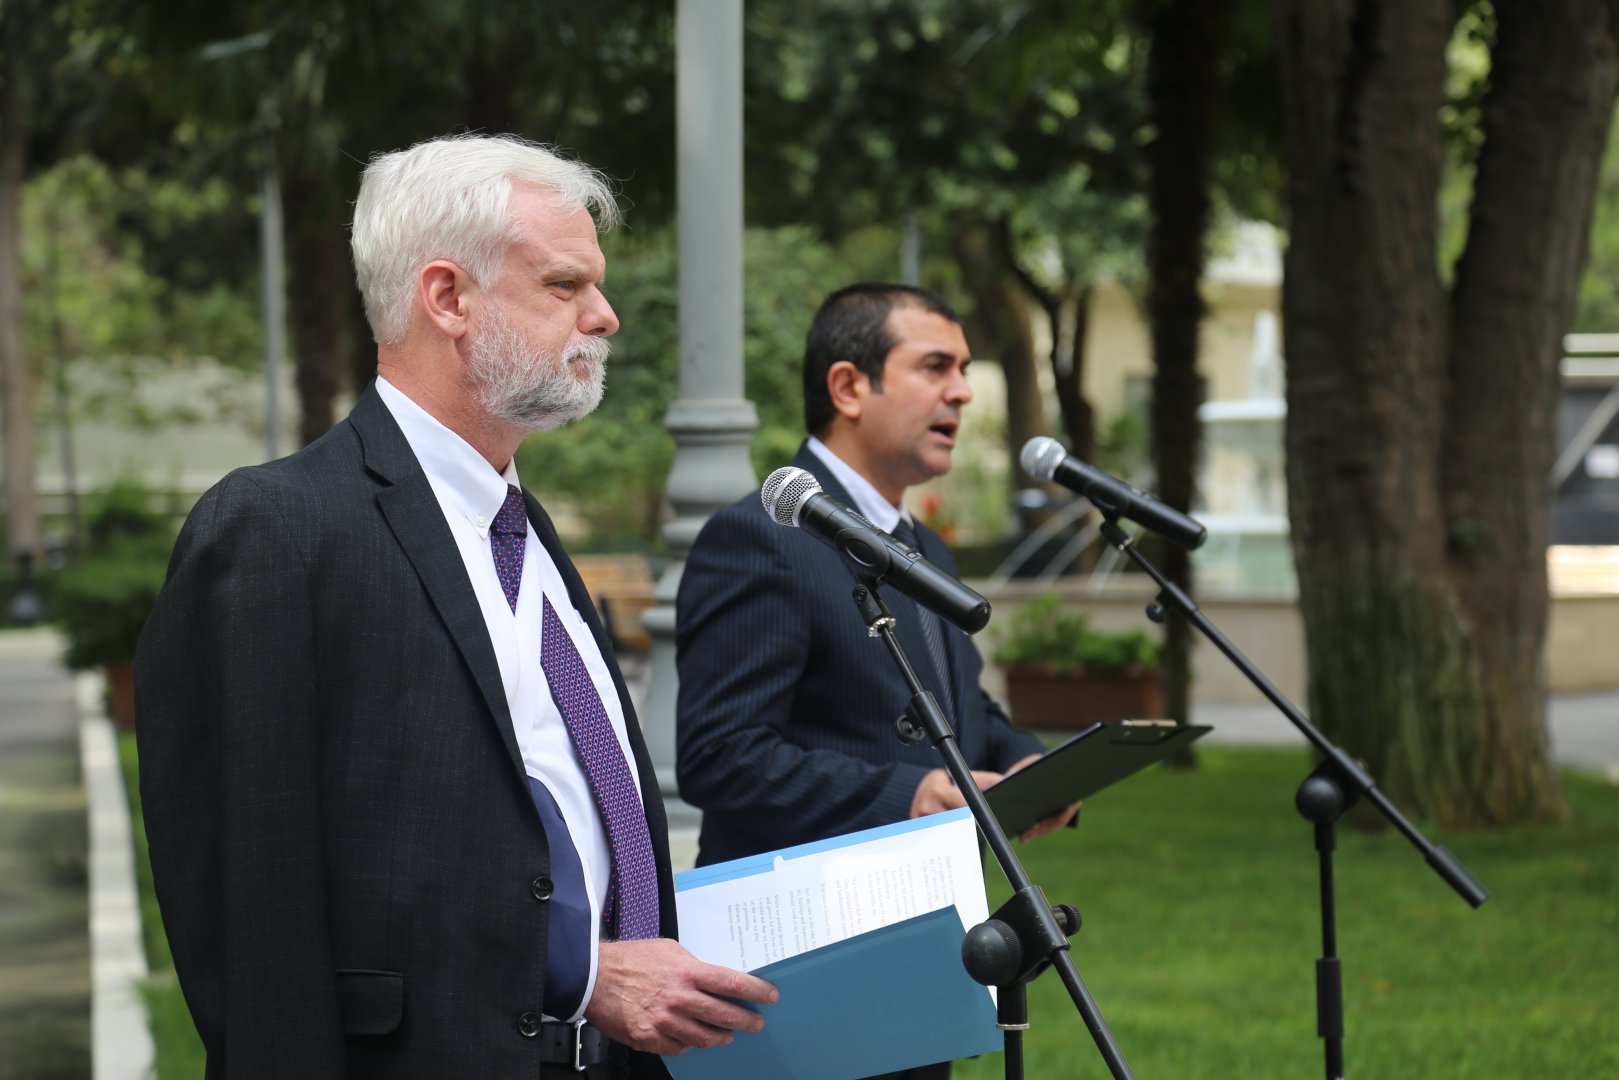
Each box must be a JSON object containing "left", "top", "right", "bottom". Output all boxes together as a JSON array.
[
  {"left": 52, "top": 482, "right": 175, "bottom": 729},
  {"left": 993, "top": 594, "right": 1163, "bottom": 729}
]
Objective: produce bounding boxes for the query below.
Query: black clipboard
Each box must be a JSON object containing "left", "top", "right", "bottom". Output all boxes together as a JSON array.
[{"left": 986, "top": 721, "right": 1211, "bottom": 836}]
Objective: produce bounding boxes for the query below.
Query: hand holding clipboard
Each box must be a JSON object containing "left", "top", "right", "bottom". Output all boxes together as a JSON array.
[{"left": 986, "top": 721, "right": 1211, "bottom": 838}]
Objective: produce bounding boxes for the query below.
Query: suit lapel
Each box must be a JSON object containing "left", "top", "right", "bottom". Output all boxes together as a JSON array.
[
  {"left": 349, "top": 389, "right": 528, "bottom": 783},
  {"left": 349, "top": 388, "right": 677, "bottom": 929},
  {"left": 912, "top": 524, "right": 968, "bottom": 726},
  {"left": 796, "top": 445, "right": 959, "bottom": 731}
]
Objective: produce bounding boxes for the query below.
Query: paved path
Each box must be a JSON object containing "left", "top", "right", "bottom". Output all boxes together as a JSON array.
[{"left": 0, "top": 630, "right": 90, "bottom": 1079}]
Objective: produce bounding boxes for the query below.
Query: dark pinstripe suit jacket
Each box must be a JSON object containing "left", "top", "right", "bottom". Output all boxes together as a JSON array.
[
  {"left": 134, "top": 386, "right": 674, "bottom": 1080},
  {"left": 675, "top": 443, "right": 1044, "bottom": 866}
]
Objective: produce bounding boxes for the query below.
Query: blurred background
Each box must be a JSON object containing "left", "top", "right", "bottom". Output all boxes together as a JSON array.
[{"left": 2, "top": 1, "right": 1617, "bottom": 1076}]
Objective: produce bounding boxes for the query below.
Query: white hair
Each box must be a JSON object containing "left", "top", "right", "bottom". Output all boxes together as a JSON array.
[{"left": 350, "top": 133, "right": 619, "bottom": 345}]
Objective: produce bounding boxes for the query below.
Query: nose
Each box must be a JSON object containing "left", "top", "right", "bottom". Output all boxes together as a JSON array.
[
  {"left": 947, "top": 364, "right": 973, "bottom": 405},
  {"left": 582, "top": 287, "right": 619, "bottom": 338}
]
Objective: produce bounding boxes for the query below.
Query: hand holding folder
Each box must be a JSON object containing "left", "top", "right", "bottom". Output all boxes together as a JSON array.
[{"left": 666, "top": 809, "right": 1002, "bottom": 1080}]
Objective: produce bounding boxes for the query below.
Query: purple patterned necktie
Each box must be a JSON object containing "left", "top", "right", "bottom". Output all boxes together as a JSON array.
[
  {"left": 541, "top": 595, "right": 661, "bottom": 940},
  {"left": 491, "top": 486, "right": 527, "bottom": 612},
  {"left": 489, "top": 487, "right": 660, "bottom": 940}
]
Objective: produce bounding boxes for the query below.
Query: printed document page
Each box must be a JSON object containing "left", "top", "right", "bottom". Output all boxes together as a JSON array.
[{"left": 675, "top": 808, "right": 987, "bottom": 972}]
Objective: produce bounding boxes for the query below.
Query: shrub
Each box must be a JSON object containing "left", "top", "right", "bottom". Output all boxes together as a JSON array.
[
  {"left": 992, "top": 593, "right": 1160, "bottom": 674},
  {"left": 52, "top": 482, "right": 176, "bottom": 670}
]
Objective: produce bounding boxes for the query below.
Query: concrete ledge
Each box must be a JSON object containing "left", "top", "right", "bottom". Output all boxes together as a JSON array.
[
  {"left": 975, "top": 580, "right": 1619, "bottom": 703},
  {"left": 78, "top": 673, "right": 155, "bottom": 1080}
]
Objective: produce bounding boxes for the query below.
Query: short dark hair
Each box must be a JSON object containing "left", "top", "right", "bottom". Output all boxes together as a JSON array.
[{"left": 802, "top": 283, "right": 961, "bottom": 435}]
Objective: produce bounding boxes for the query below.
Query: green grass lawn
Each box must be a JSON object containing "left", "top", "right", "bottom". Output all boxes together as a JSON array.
[
  {"left": 119, "top": 737, "right": 1619, "bottom": 1077},
  {"left": 957, "top": 747, "right": 1619, "bottom": 1079}
]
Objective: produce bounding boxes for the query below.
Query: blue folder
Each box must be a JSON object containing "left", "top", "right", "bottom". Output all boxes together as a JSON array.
[{"left": 663, "top": 906, "right": 1001, "bottom": 1080}]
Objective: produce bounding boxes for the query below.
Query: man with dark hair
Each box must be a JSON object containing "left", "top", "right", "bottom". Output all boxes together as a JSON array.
[
  {"left": 799, "top": 283, "right": 963, "bottom": 434},
  {"left": 679, "top": 281, "right": 1074, "bottom": 858},
  {"left": 134, "top": 134, "right": 775, "bottom": 1080},
  {"left": 676, "top": 285, "right": 1075, "bottom": 1076}
]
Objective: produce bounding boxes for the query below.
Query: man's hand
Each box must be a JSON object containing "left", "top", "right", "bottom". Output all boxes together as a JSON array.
[
  {"left": 586, "top": 938, "right": 778, "bottom": 1056},
  {"left": 910, "top": 766, "right": 1003, "bottom": 818},
  {"left": 1003, "top": 752, "right": 1081, "bottom": 843}
]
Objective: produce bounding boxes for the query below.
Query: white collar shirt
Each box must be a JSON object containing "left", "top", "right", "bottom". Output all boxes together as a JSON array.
[
  {"left": 377, "top": 376, "right": 642, "bottom": 1021},
  {"left": 805, "top": 435, "right": 915, "bottom": 533}
]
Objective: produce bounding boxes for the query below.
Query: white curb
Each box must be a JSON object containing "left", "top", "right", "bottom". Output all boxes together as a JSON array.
[{"left": 78, "top": 673, "right": 156, "bottom": 1080}]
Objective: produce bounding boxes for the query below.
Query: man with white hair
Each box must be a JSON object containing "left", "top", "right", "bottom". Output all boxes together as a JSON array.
[{"left": 135, "top": 134, "right": 775, "bottom": 1079}]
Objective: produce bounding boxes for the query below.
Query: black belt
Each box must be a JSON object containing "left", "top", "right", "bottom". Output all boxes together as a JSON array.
[{"left": 537, "top": 1019, "right": 615, "bottom": 1076}]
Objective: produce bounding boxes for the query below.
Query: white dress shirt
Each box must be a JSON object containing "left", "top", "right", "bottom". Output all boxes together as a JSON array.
[
  {"left": 377, "top": 376, "right": 644, "bottom": 1020},
  {"left": 806, "top": 435, "right": 916, "bottom": 531}
]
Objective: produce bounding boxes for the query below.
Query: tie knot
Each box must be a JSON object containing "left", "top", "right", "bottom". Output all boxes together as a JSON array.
[
  {"left": 492, "top": 485, "right": 528, "bottom": 537},
  {"left": 892, "top": 517, "right": 918, "bottom": 549}
]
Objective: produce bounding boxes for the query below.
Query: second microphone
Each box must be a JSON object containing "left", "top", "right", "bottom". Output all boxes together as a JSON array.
[{"left": 762, "top": 466, "right": 992, "bottom": 634}]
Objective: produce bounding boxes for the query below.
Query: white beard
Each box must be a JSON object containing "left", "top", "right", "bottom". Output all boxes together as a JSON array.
[{"left": 467, "top": 302, "right": 609, "bottom": 432}]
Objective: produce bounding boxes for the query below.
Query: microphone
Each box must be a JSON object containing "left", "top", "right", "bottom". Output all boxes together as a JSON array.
[
  {"left": 1020, "top": 436, "right": 1208, "bottom": 551},
  {"left": 761, "top": 467, "right": 992, "bottom": 634}
]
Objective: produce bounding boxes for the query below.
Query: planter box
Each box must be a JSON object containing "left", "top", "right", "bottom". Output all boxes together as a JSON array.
[
  {"left": 105, "top": 661, "right": 136, "bottom": 730},
  {"left": 1002, "top": 664, "right": 1164, "bottom": 729}
]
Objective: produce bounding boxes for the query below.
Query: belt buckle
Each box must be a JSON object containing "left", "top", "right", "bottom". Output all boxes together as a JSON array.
[{"left": 572, "top": 1018, "right": 588, "bottom": 1073}]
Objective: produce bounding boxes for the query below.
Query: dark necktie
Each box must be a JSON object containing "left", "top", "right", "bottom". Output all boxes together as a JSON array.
[
  {"left": 891, "top": 517, "right": 957, "bottom": 721},
  {"left": 491, "top": 485, "right": 527, "bottom": 612},
  {"left": 541, "top": 595, "right": 661, "bottom": 940},
  {"left": 492, "top": 486, "right": 661, "bottom": 947},
  {"left": 490, "top": 487, "right": 592, "bottom": 1014}
]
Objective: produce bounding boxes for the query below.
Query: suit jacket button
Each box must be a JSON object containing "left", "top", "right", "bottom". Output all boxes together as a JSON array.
[
  {"left": 532, "top": 876, "right": 554, "bottom": 901},
  {"left": 517, "top": 1011, "right": 542, "bottom": 1038}
]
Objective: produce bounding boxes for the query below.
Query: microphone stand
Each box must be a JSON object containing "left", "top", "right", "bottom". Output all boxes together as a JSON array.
[
  {"left": 1094, "top": 516, "right": 1488, "bottom": 1080},
  {"left": 849, "top": 579, "right": 1135, "bottom": 1080}
]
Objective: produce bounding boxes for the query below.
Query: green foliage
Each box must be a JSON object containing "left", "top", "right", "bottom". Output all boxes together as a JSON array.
[
  {"left": 1436, "top": 5, "right": 1498, "bottom": 282},
  {"left": 51, "top": 482, "right": 176, "bottom": 670},
  {"left": 1093, "top": 411, "right": 1147, "bottom": 479},
  {"left": 746, "top": 0, "right": 1148, "bottom": 233},
  {"left": 53, "top": 556, "right": 167, "bottom": 671},
  {"left": 1573, "top": 105, "right": 1619, "bottom": 332},
  {"left": 993, "top": 593, "right": 1160, "bottom": 673},
  {"left": 746, "top": 0, "right": 1157, "bottom": 341},
  {"left": 24, "top": 156, "right": 260, "bottom": 374}
]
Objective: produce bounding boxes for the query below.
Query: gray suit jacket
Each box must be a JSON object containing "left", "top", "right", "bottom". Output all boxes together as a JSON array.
[
  {"left": 675, "top": 443, "right": 1043, "bottom": 865},
  {"left": 134, "top": 386, "right": 674, "bottom": 1079}
]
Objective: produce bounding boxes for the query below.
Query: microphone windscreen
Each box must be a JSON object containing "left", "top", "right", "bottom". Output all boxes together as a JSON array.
[
  {"left": 761, "top": 466, "right": 822, "bottom": 527},
  {"left": 1020, "top": 436, "right": 1066, "bottom": 482}
]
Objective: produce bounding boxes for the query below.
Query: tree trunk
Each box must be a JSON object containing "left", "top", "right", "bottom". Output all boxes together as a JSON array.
[
  {"left": 283, "top": 171, "right": 353, "bottom": 446},
  {"left": 951, "top": 217, "right": 1048, "bottom": 509},
  {"left": 1441, "top": 0, "right": 1618, "bottom": 821},
  {"left": 1277, "top": 0, "right": 1616, "bottom": 826},
  {"left": 1051, "top": 286, "right": 1096, "bottom": 466},
  {"left": 1145, "top": 0, "right": 1227, "bottom": 733},
  {"left": 0, "top": 2, "right": 41, "bottom": 565}
]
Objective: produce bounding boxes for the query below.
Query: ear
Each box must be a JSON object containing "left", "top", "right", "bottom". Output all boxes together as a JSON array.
[
  {"left": 826, "top": 360, "right": 870, "bottom": 422},
  {"left": 418, "top": 260, "right": 474, "bottom": 341}
]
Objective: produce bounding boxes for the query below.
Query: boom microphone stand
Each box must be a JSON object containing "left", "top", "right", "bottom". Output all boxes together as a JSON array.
[
  {"left": 849, "top": 579, "right": 1134, "bottom": 1080},
  {"left": 1094, "top": 516, "right": 1488, "bottom": 1080}
]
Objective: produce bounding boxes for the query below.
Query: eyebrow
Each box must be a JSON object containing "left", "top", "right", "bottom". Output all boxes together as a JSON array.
[{"left": 537, "top": 261, "right": 604, "bottom": 285}]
